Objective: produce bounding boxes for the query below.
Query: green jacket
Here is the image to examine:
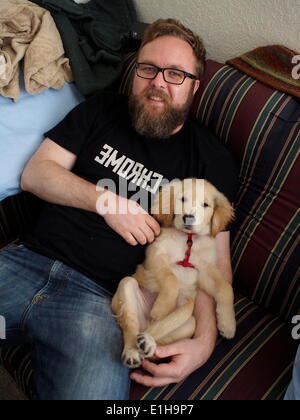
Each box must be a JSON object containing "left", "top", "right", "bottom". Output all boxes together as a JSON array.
[{"left": 31, "top": 0, "right": 137, "bottom": 96}]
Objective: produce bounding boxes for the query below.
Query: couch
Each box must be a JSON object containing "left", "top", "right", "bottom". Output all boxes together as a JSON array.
[{"left": 0, "top": 56, "right": 299, "bottom": 400}]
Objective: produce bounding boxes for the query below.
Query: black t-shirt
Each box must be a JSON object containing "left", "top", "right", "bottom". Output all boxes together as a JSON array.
[{"left": 22, "top": 91, "right": 238, "bottom": 293}]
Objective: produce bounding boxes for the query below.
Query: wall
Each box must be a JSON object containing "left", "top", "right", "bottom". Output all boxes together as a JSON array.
[{"left": 133, "top": 0, "right": 300, "bottom": 62}]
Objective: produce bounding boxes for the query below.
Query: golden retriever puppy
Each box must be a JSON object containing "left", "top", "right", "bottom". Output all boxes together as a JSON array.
[{"left": 112, "top": 178, "right": 236, "bottom": 368}]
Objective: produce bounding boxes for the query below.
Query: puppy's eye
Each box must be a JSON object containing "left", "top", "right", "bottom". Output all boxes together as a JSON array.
[{"left": 203, "top": 203, "right": 209, "bottom": 208}]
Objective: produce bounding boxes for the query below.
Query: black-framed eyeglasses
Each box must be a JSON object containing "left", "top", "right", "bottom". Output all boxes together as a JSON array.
[{"left": 135, "top": 62, "right": 198, "bottom": 85}]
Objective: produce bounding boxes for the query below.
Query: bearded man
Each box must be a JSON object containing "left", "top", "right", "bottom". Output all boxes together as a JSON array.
[{"left": 0, "top": 19, "right": 238, "bottom": 400}]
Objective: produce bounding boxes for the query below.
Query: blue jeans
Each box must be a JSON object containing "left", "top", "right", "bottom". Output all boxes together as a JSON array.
[{"left": 0, "top": 243, "right": 131, "bottom": 400}]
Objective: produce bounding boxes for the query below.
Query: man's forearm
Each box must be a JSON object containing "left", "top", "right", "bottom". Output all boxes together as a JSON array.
[
  {"left": 21, "top": 156, "right": 161, "bottom": 246},
  {"left": 21, "top": 160, "right": 103, "bottom": 213},
  {"left": 193, "top": 290, "right": 218, "bottom": 342},
  {"left": 193, "top": 255, "right": 233, "bottom": 343}
]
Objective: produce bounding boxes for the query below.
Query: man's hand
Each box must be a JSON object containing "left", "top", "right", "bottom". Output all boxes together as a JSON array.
[
  {"left": 21, "top": 139, "right": 160, "bottom": 247},
  {"left": 130, "top": 233, "right": 232, "bottom": 386},
  {"left": 96, "top": 190, "right": 160, "bottom": 246},
  {"left": 130, "top": 290, "right": 218, "bottom": 387},
  {"left": 130, "top": 334, "right": 217, "bottom": 387}
]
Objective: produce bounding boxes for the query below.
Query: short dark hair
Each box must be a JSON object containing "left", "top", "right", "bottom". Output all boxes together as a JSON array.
[{"left": 139, "top": 18, "right": 206, "bottom": 79}]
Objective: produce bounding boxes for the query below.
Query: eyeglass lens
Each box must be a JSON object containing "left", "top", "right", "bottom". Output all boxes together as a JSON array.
[{"left": 137, "top": 64, "right": 185, "bottom": 84}]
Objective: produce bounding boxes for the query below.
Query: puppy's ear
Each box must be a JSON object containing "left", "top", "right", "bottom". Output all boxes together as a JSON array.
[
  {"left": 151, "top": 182, "right": 178, "bottom": 227},
  {"left": 211, "top": 190, "right": 235, "bottom": 237}
]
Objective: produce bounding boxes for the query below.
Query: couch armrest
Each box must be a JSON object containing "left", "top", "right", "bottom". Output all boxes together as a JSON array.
[{"left": 0, "top": 192, "right": 42, "bottom": 246}]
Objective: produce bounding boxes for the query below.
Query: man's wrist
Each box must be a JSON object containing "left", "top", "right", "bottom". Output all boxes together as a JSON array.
[
  {"left": 193, "top": 329, "right": 218, "bottom": 365},
  {"left": 95, "top": 188, "right": 116, "bottom": 216},
  {"left": 194, "top": 323, "right": 218, "bottom": 344}
]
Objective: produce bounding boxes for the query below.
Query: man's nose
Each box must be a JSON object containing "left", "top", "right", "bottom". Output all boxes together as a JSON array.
[
  {"left": 183, "top": 215, "right": 196, "bottom": 225},
  {"left": 150, "top": 70, "right": 168, "bottom": 88}
]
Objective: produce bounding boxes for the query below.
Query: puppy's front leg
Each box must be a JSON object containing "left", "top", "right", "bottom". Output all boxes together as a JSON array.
[
  {"left": 112, "top": 276, "right": 144, "bottom": 368},
  {"left": 136, "top": 254, "right": 180, "bottom": 322},
  {"left": 150, "top": 272, "right": 179, "bottom": 322}
]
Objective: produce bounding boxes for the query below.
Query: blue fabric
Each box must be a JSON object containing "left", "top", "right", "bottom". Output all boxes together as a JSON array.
[
  {"left": 0, "top": 77, "right": 83, "bottom": 201},
  {"left": 0, "top": 243, "right": 131, "bottom": 400},
  {"left": 284, "top": 344, "right": 300, "bottom": 400}
]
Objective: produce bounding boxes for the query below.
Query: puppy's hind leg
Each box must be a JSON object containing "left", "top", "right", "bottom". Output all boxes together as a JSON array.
[
  {"left": 112, "top": 276, "right": 144, "bottom": 368},
  {"left": 137, "top": 299, "right": 195, "bottom": 358},
  {"left": 157, "top": 316, "right": 196, "bottom": 346},
  {"left": 198, "top": 265, "right": 236, "bottom": 339}
]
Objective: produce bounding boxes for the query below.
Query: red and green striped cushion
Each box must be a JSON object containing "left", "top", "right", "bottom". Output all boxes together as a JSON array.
[
  {"left": 0, "top": 193, "right": 42, "bottom": 245},
  {"left": 1, "top": 293, "right": 297, "bottom": 400},
  {"left": 0, "top": 344, "right": 35, "bottom": 400},
  {"left": 193, "top": 61, "right": 299, "bottom": 322},
  {"left": 119, "top": 57, "right": 300, "bottom": 321},
  {"left": 130, "top": 294, "right": 298, "bottom": 400},
  {"left": 1, "top": 57, "right": 299, "bottom": 401}
]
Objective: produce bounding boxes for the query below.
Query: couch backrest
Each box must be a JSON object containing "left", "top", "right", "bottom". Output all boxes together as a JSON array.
[
  {"left": 0, "top": 193, "right": 42, "bottom": 246},
  {"left": 194, "top": 60, "right": 300, "bottom": 322},
  {"left": 120, "top": 55, "right": 300, "bottom": 322},
  {"left": 1, "top": 55, "right": 299, "bottom": 323}
]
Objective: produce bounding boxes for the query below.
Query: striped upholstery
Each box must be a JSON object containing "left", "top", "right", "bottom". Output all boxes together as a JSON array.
[
  {"left": 1, "top": 293, "right": 297, "bottom": 401},
  {"left": 118, "top": 52, "right": 136, "bottom": 95},
  {"left": 0, "top": 58, "right": 299, "bottom": 400},
  {"left": 119, "top": 56, "right": 300, "bottom": 322},
  {"left": 193, "top": 61, "right": 300, "bottom": 323},
  {"left": 130, "top": 294, "right": 298, "bottom": 400},
  {"left": 0, "top": 192, "right": 42, "bottom": 245},
  {"left": 0, "top": 344, "right": 35, "bottom": 400}
]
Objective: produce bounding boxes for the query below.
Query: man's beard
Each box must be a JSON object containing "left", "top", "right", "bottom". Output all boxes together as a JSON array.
[{"left": 128, "top": 87, "right": 194, "bottom": 139}]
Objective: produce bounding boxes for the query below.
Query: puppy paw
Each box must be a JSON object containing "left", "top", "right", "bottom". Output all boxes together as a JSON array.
[
  {"left": 136, "top": 332, "right": 156, "bottom": 358},
  {"left": 217, "top": 317, "right": 236, "bottom": 339},
  {"left": 122, "top": 348, "right": 144, "bottom": 368}
]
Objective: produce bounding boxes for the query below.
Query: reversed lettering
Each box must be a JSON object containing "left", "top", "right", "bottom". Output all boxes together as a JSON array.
[{"left": 0, "top": 315, "right": 6, "bottom": 340}]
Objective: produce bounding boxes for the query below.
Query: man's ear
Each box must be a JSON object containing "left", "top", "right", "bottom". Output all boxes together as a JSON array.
[
  {"left": 211, "top": 190, "right": 235, "bottom": 237},
  {"left": 151, "top": 181, "right": 181, "bottom": 227},
  {"left": 193, "top": 80, "right": 200, "bottom": 95}
]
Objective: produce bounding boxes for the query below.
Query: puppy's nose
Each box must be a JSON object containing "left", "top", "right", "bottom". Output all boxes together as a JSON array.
[{"left": 183, "top": 215, "right": 195, "bottom": 225}]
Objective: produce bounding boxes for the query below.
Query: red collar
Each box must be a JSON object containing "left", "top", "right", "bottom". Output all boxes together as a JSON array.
[{"left": 176, "top": 233, "right": 196, "bottom": 269}]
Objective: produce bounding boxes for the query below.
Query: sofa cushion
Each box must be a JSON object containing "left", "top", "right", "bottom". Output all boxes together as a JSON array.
[
  {"left": 1, "top": 293, "right": 297, "bottom": 400},
  {"left": 0, "top": 344, "right": 35, "bottom": 400},
  {"left": 119, "top": 56, "right": 300, "bottom": 322},
  {"left": 130, "top": 294, "right": 298, "bottom": 400},
  {"left": 0, "top": 77, "right": 83, "bottom": 202},
  {"left": 193, "top": 61, "right": 300, "bottom": 323},
  {"left": 0, "top": 193, "right": 42, "bottom": 245},
  {"left": 1, "top": 56, "right": 299, "bottom": 401}
]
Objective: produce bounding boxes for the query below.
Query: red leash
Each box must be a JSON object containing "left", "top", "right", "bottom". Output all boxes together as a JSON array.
[{"left": 176, "top": 233, "right": 196, "bottom": 269}]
